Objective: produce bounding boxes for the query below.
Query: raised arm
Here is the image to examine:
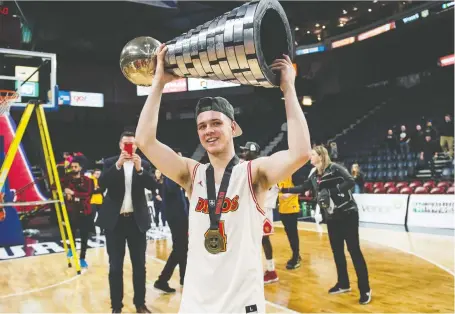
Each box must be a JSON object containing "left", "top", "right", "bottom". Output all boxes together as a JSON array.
[
  {"left": 135, "top": 44, "right": 198, "bottom": 193},
  {"left": 252, "top": 55, "right": 311, "bottom": 189}
]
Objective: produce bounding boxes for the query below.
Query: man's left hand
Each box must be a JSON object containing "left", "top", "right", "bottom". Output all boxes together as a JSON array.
[
  {"left": 270, "top": 54, "right": 295, "bottom": 93},
  {"left": 132, "top": 153, "right": 142, "bottom": 172}
]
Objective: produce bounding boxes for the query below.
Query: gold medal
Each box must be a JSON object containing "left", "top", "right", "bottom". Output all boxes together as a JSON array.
[{"left": 204, "top": 229, "right": 225, "bottom": 254}]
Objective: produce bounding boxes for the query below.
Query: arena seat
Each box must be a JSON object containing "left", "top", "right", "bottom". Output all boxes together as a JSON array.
[
  {"left": 437, "top": 181, "right": 451, "bottom": 190},
  {"left": 414, "top": 186, "right": 428, "bottom": 194},
  {"left": 447, "top": 186, "right": 454, "bottom": 194},
  {"left": 373, "top": 182, "right": 384, "bottom": 190},
  {"left": 409, "top": 181, "right": 422, "bottom": 189},
  {"left": 396, "top": 182, "right": 408, "bottom": 190},
  {"left": 387, "top": 162, "right": 397, "bottom": 170},
  {"left": 377, "top": 171, "right": 386, "bottom": 181},
  {"left": 423, "top": 181, "right": 435, "bottom": 190},
  {"left": 364, "top": 182, "right": 373, "bottom": 193},
  {"left": 397, "top": 170, "right": 408, "bottom": 181},
  {"left": 387, "top": 187, "right": 398, "bottom": 194},
  {"left": 430, "top": 187, "right": 445, "bottom": 194},
  {"left": 400, "top": 187, "right": 413, "bottom": 194},
  {"left": 384, "top": 182, "right": 395, "bottom": 189},
  {"left": 386, "top": 171, "right": 398, "bottom": 181},
  {"left": 374, "top": 187, "right": 386, "bottom": 194}
]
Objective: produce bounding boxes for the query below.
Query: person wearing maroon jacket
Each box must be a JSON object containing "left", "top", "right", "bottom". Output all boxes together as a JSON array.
[{"left": 62, "top": 156, "right": 94, "bottom": 268}]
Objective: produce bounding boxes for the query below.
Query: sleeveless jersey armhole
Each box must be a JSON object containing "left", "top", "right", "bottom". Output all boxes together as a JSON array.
[
  {"left": 189, "top": 163, "right": 201, "bottom": 196},
  {"left": 247, "top": 161, "right": 265, "bottom": 216}
]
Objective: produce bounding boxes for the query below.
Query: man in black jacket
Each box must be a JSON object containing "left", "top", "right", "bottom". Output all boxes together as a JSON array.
[
  {"left": 97, "top": 131, "right": 156, "bottom": 314},
  {"left": 153, "top": 166, "right": 189, "bottom": 293}
]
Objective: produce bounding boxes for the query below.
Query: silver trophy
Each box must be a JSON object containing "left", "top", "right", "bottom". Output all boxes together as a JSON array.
[{"left": 119, "top": 0, "right": 293, "bottom": 88}]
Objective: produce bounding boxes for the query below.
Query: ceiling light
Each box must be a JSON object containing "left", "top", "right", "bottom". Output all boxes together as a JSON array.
[
  {"left": 322, "top": 25, "right": 326, "bottom": 29},
  {"left": 342, "top": 9, "right": 347, "bottom": 14},
  {"left": 339, "top": 23, "right": 345, "bottom": 27},
  {"left": 294, "top": 41, "right": 298, "bottom": 45},
  {"left": 368, "top": 8, "right": 372, "bottom": 12},
  {"left": 315, "top": 23, "right": 320, "bottom": 27},
  {"left": 373, "top": 0, "right": 378, "bottom": 2},
  {"left": 307, "top": 30, "right": 310, "bottom": 34},
  {"left": 295, "top": 27, "right": 299, "bottom": 31},
  {"left": 353, "top": 7, "right": 358, "bottom": 11},
  {"left": 317, "top": 36, "right": 321, "bottom": 41}
]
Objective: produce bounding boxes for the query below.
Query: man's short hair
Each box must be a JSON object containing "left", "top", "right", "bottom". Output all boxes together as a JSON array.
[
  {"left": 120, "top": 131, "right": 135, "bottom": 141},
  {"left": 71, "top": 156, "right": 84, "bottom": 167},
  {"left": 93, "top": 168, "right": 101, "bottom": 172}
]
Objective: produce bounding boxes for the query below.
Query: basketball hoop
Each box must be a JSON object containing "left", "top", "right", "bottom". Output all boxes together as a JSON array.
[{"left": 0, "top": 90, "right": 19, "bottom": 116}]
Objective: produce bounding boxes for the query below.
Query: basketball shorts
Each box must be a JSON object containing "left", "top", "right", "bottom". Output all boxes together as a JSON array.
[{"left": 263, "top": 207, "right": 274, "bottom": 236}]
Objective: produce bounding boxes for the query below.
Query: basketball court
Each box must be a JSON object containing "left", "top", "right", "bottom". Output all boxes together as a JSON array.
[{"left": 0, "top": 221, "right": 453, "bottom": 313}]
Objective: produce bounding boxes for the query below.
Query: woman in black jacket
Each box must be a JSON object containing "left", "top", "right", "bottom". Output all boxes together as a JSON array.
[{"left": 281, "top": 145, "right": 372, "bottom": 305}]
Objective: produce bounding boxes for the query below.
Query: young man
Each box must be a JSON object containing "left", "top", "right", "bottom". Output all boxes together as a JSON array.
[
  {"left": 90, "top": 169, "right": 104, "bottom": 235},
  {"left": 61, "top": 156, "right": 94, "bottom": 268},
  {"left": 241, "top": 142, "right": 279, "bottom": 284},
  {"left": 136, "top": 44, "right": 311, "bottom": 313}
]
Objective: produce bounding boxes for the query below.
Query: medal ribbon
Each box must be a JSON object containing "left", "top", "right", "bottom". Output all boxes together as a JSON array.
[{"left": 206, "top": 155, "right": 239, "bottom": 230}]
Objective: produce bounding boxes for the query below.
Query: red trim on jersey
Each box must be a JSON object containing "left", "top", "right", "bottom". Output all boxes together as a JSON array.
[
  {"left": 247, "top": 161, "right": 265, "bottom": 216},
  {"left": 191, "top": 163, "right": 200, "bottom": 187}
]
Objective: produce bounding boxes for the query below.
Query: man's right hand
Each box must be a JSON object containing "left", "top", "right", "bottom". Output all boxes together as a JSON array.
[
  {"left": 116, "top": 151, "right": 130, "bottom": 169},
  {"left": 153, "top": 44, "right": 179, "bottom": 87}
]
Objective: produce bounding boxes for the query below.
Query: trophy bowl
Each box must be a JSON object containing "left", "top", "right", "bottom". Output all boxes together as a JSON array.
[{"left": 120, "top": 36, "right": 163, "bottom": 87}]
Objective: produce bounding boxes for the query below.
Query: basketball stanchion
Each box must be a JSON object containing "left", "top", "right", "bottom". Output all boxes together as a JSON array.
[
  {"left": 36, "top": 105, "right": 81, "bottom": 274},
  {"left": 0, "top": 93, "right": 81, "bottom": 275}
]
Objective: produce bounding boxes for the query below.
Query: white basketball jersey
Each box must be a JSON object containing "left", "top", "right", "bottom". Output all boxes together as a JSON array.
[
  {"left": 264, "top": 184, "right": 279, "bottom": 209},
  {"left": 179, "top": 161, "right": 266, "bottom": 313}
]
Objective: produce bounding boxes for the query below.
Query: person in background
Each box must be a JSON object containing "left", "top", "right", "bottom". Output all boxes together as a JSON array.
[
  {"left": 240, "top": 141, "right": 279, "bottom": 284},
  {"left": 63, "top": 152, "right": 73, "bottom": 173},
  {"left": 351, "top": 163, "right": 365, "bottom": 194},
  {"left": 424, "top": 121, "right": 438, "bottom": 139},
  {"left": 439, "top": 114, "right": 454, "bottom": 159},
  {"left": 154, "top": 159, "right": 189, "bottom": 293},
  {"left": 61, "top": 156, "right": 94, "bottom": 268},
  {"left": 410, "top": 124, "right": 425, "bottom": 153},
  {"left": 90, "top": 168, "right": 105, "bottom": 235},
  {"left": 277, "top": 176, "right": 301, "bottom": 270},
  {"left": 153, "top": 169, "right": 166, "bottom": 230},
  {"left": 329, "top": 141, "right": 338, "bottom": 162},
  {"left": 96, "top": 131, "right": 156, "bottom": 313},
  {"left": 385, "top": 129, "right": 398, "bottom": 154},
  {"left": 419, "top": 135, "right": 440, "bottom": 175},
  {"left": 398, "top": 125, "right": 410, "bottom": 155},
  {"left": 281, "top": 146, "right": 371, "bottom": 305}
]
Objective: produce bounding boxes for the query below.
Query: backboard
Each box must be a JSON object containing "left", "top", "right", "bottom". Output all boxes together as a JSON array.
[{"left": 0, "top": 48, "right": 58, "bottom": 112}]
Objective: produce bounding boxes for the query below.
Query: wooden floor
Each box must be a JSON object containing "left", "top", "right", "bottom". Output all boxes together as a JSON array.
[{"left": 0, "top": 222, "right": 453, "bottom": 313}]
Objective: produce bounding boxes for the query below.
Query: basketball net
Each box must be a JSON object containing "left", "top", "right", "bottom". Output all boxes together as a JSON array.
[{"left": 0, "top": 90, "right": 19, "bottom": 116}]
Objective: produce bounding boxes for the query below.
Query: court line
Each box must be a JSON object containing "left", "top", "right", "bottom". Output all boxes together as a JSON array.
[
  {"left": 0, "top": 271, "right": 83, "bottom": 299},
  {"left": 149, "top": 255, "right": 299, "bottom": 314},
  {"left": 275, "top": 223, "right": 455, "bottom": 277}
]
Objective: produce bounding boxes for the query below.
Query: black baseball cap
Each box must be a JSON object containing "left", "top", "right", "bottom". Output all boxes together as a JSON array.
[
  {"left": 195, "top": 96, "right": 243, "bottom": 137},
  {"left": 240, "top": 142, "right": 260, "bottom": 153}
]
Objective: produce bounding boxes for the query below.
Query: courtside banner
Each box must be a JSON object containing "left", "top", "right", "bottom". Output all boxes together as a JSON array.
[
  {"left": 354, "top": 194, "right": 408, "bottom": 225},
  {"left": 407, "top": 195, "right": 454, "bottom": 229}
]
